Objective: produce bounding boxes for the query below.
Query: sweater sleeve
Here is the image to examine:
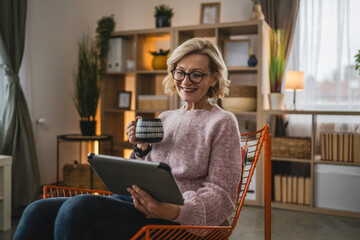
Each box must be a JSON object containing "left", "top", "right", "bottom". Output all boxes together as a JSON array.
[{"left": 173, "top": 114, "right": 242, "bottom": 226}]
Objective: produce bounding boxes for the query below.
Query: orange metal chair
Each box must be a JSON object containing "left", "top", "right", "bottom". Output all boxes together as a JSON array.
[{"left": 43, "top": 124, "right": 271, "bottom": 240}]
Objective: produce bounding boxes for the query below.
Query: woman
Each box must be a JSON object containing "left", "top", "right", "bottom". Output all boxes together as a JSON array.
[{"left": 13, "top": 38, "right": 242, "bottom": 239}]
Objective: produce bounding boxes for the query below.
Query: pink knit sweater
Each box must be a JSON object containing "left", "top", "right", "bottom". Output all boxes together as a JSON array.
[{"left": 131, "top": 104, "right": 242, "bottom": 226}]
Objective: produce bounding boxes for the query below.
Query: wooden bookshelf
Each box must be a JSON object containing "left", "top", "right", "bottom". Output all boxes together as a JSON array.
[
  {"left": 100, "top": 20, "right": 270, "bottom": 207},
  {"left": 263, "top": 110, "right": 360, "bottom": 218}
]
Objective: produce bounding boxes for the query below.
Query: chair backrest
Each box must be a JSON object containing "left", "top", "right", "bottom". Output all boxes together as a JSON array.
[
  {"left": 130, "top": 124, "right": 271, "bottom": 240},
  {"left": 229, "top": 124, "right": 270, "bottom": 231}
]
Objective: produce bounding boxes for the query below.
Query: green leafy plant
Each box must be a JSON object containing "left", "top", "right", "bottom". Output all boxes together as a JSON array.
[
  {"left": 269, "top": 29, "right": 285, "bottom": 93},
  {"left": 154, "top": 4, "right": 174, "bottom": 18},
  {"left": 73, "top": 15, "right": 115, "bottom": 122},
  {"left": 251, "top": 0, "right": 260, "bottom": 4},
  {"left": 149, "top": 49, "right": 170, "bottom": 56},
  {"left": 73, "top": 36, "right": 100, "bottom": 121},
  {"left": 355, "top": 50, "right": 360, "bottom": 75},
  {"left": 96, "top": 15, "right": 116, "bottom": 77}
]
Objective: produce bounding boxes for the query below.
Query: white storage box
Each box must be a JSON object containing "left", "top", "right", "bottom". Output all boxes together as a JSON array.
[
  {"left": 107, "top": 38, "right": 131, "bottom": 72},
  {"left": 314, "top": 164, "right": 360, "bottom": 213}
]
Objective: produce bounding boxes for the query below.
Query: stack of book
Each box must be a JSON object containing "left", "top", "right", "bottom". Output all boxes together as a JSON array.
[
  {"left": 273, "top": 175, "right": 311, "bottom": 205},
  {"left": 320, "top": 132, "right": 360, "bottom": 162}
]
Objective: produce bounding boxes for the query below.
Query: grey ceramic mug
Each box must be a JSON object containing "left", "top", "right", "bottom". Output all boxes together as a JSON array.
[{"left": 135, "top": 118, "right": 164, "bottom": 143}]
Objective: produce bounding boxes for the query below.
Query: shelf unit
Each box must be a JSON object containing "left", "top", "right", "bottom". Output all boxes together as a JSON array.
[
  {"left": 263, "top": 109, "right": 360, "bottom": 218},
  {"left": 100, "top": 20, "right": 270, "bottom": 206},
  {"left": 0, "top": 155, "right": 12, "bottom": 231},
  {"left": 99, "top": 20, "right": 360, "bottom": 217}
]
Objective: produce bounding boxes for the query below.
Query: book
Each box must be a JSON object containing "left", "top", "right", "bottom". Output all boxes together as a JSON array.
[
  {"left": 353, "top": 134, "right": 360, "bottom": 163},
  {"left": 287, "top": 176, "right": 292, "bottom": 203},
  {"left": 297, "top": 176, "right": 305, "bottom": 204},
  {"left": 338, "top": 133, "right": 344, "bottom": 161},
  {"left": 325, "top": 132, "right": 331, "bottom": 160},
  {"left": 332, "top": 133, "right": 338, "bottom": 161},
  {"left": 320, "top": 132, "right": 326, "bottom": 160},
  {"left": 344, "top": 133, "right": 350, "bottom": 162},
  {"left": 292, "top": 175, "right": 298, "bottom": 204},
  {"left": 281, "top": 175, "right": 287, "bottom": 203},
  {"left": 274, "top": 174, "right": 282, "bottom": 202},
  {"left": 349, "top": 133, "right": 353, "bottom": 162},
  {"left": 304, "top": 177, "right": 311, "bottom": 205}
]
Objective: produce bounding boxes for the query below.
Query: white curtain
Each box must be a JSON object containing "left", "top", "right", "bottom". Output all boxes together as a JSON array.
[
  {"left": 284, "top": 0, "right": 360, "bottom": 137},
  {"left": 0, "top": 71, "right": 5, "bottom": 123}
]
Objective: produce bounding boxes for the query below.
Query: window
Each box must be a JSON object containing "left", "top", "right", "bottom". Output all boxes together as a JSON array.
[{"left": 285, "top": 0, "right": 360, "bottom": 109}]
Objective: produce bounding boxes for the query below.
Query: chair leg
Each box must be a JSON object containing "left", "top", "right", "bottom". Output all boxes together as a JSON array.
[{"left": 264, "top": 133, "right": 271, "bottom": 240}]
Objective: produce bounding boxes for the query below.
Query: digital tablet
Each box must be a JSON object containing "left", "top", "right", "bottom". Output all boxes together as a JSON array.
[{"left": 87, "top": 153, "right": 184, "bottom": 205}]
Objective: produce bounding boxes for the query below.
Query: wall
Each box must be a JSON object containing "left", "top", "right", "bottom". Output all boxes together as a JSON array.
[{"left": 24, "top": 0, "right": 252, "bottom": 185}]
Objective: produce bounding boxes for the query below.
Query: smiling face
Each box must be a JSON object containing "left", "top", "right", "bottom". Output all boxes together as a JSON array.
[{"left": 174, "top": 54, "right": 218, "bottom": 110}]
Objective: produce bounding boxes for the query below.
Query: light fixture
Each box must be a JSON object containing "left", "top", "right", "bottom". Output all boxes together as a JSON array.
[{"left": 285, "top": 71, "right": 304, "bottom": 109}]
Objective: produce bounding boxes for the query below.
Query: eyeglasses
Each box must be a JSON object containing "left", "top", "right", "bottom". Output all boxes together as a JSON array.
[{"left": 171, "top": 69, "right": 214, "bottom": 84}]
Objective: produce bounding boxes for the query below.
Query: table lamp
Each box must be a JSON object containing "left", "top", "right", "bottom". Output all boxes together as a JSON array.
[{"left": 285, "top": 71, "right": 304, "bottom": 109}]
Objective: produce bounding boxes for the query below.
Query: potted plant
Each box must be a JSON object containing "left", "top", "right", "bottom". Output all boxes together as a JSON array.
[
  {"left": 355, "top": 50, "right": 360, "bottom": 75},
  {"left": 73, "top": 36, "right": 100, "bottom": 136},
  {"left": 269, "top": 29, "right": 286, "bottom": 109},
  {"left": 73, "top": 16, "right": 115, "bottom": 136},
  {"left": 96, "top": 15, "right": 116, "bottom": 77},
  {"left": 248, "top": 54, "right": 258, "bottom": 67},
  {"left": 149, "top": 49, "right": 170, "bottom": 70},
  {"left": 154, "top": 4, "right": 174, "bottom": 28}
]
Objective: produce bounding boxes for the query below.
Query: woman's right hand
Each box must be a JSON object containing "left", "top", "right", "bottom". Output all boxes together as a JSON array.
[{"left": 126, "top": 116, "right": 149, "bottom": 151}]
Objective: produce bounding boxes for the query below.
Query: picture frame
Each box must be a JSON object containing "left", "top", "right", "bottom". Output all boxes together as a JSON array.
[
  {"left": 200, "top": 2, "right": 221, "bottom": 24},
  {"left": 224, "top": 39, "right": 251, "bottom": 67},
  {"left": 118, "top": 91, "right": 132, "bottom": 109}
]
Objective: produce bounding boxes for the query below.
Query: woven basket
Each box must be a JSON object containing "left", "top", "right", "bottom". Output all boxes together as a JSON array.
[
  {"left": 271, "top": 137, "right": 311, "bottom": 159},
  {"left": 63, "top": 164, "right": 107, "bottom": 190}
]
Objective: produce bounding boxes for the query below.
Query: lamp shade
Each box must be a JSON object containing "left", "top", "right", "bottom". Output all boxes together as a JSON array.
[{"left": 285, "top": 71, "right": 304, "bottom": 90}]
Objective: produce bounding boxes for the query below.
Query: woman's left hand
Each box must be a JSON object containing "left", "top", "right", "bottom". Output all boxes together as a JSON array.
[{"left": 127, "top": 185, "right": 180, "bottom": 220}]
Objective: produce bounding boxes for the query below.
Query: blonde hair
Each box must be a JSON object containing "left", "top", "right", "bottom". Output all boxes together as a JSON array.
[{"left": 163, "top": 38, "right": 230, "bottom": 100}]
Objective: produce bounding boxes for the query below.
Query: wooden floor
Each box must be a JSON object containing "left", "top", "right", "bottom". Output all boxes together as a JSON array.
[{"left": 3, "top": 205, "right": 360, "bottom": 239}]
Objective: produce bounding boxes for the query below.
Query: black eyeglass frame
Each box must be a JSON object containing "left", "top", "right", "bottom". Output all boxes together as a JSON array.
[{"left": 171, "top": 69, "right": 215, "bottom": 84}]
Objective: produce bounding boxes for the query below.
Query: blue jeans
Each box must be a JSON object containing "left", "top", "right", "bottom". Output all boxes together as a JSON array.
[{"left": 13, "top": 194, "right": 179, "bottom": 240}]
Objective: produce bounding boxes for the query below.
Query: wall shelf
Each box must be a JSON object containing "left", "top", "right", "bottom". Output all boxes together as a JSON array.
[{"left": 271, "top": 157, "right": 311, "bottom": 163}]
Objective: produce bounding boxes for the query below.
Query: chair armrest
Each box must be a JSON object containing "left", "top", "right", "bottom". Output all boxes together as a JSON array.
[
  {"left": 130, "top": 225, "right": 232, "bottom": 240},
  {"left": 42, "top": 185, "right": 113, "bottom": 199}
]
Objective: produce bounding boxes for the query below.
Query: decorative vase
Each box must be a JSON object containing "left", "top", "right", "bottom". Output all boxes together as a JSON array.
[
  {"left": 247, "top": 55, "right": 258, "bottom": 67},
  {"left": 156, "top": 16, "right": 171, "bottom": 28},
  {"left": 268, "top": 93, "right": 285, "bottom": 110},
  {"left": 152, "top": 55, "right": 168, "bottom": 70},
  {"left": 80, "top": 120, "right": 96, "bottom": 136},
  {"left": 249, "top": 4, "right": 265, "bottom": 21}
]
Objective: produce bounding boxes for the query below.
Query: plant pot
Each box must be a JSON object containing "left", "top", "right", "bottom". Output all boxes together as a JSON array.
[
  {"left": 156, "top": 16, "right": 171, "bottom": 28},
  {"left": 248, "top": 55, "right": 258, "bottom": 67},
  {"left": 80, "top": 120, "right": 96, "bottom": 136},
  {"left": 268, "top": 93, "right": 285, "bottom": 110},
  {"left": 152, "top": 55, "right": 168, "bottom": 70}
]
